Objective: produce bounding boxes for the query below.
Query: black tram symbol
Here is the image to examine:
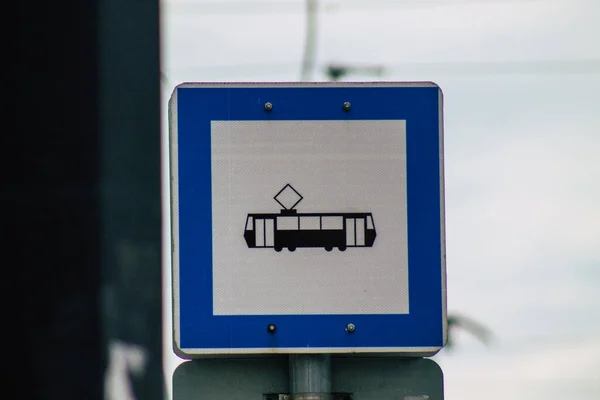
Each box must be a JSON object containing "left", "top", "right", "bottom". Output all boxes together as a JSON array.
[{"left": 244, "top": 184, "right": 376, "bottom": 252}]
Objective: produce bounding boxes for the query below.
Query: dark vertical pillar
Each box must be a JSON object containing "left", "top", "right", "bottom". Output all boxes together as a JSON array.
[
  {"left": 13, "top": 0, "right": 163, "bottom": 398},
  {"left": 14, "top": 1, "right": 104, "bottom": 399},
  {"left": 99, "top": 0, "right": 164, "bottom": 399}
]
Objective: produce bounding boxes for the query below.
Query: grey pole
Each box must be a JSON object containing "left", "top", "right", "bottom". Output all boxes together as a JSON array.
[
  {"left": 300, "top": 0, "right": 318, "bottom": 82},
  {"left": 289, "top": 354, "right": 332, "bottom": 400}
]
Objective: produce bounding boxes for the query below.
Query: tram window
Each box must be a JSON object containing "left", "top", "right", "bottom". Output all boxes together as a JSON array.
[
  {"left": 245, "top": 216, "right": 253, "bottom": 230},
  {"left": 356, "top": 218, "right": 365, "bottom": 246},
  {"left": 367, "top": 215, "right": 374, "bottom": 229},
  {"left": 321, "top": 216, "right": 343, "bottom": 230},
  {"left": 299, "top": 216, "right": 320, "bottom": 230},
  {"left": 277, "top": 216, "right": 299, "bottom": 230}
]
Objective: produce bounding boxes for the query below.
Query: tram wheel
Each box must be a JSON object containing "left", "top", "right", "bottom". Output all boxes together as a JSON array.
[
  {"left": 274, "top": 246, "right": 282, "bottom": 252},
  {"left": 288, "top": 246, "right": 296, "bottom": 252},
  {"left": 325, "top": 246, "right": 333, "bottom": 252},
  {"left": 338, "top": 246, "right": 347, "bottom": 252}
]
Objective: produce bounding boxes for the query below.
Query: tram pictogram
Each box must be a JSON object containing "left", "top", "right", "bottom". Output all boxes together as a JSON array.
[{"left": 244, "top": 184, "right": 376, "bottom": 252}]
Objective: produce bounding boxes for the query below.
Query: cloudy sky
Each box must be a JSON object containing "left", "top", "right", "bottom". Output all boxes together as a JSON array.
[{"left": 160, "top": 0, "right": 600, "bottom": 399}]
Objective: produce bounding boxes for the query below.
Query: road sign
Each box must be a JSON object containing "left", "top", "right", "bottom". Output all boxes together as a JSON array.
[{"left": 169, "top": 82, "right": 446, "bottom": 357}]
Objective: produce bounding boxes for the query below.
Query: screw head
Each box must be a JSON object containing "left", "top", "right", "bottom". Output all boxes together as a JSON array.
[
  {"left": 267, "top": 323, "right": 276, "bottom": 333},
  {"left": 342, "top": 101, "right": 351, "bottom": 111},
  {"left": 264, "top": 102, "right": 273, "bottom": 111},
  {"left": 346, "top": 323, "right": 355, "bottom": 332}
]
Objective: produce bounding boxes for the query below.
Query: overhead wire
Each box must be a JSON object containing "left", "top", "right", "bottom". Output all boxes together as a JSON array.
[
  {"left": 162, "top": 58, "right": 600, "bottom": 79},
  {"left": 163, "top": 0, "right": 554, "bottom": 14}
]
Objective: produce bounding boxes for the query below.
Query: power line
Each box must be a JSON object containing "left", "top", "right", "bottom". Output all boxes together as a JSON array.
[
  {"left": 162, "top": 58, "right": 600, "bottom": 77},
  {"left": 163, "top": 0, "right": 553, "bottom": 15},
  {"left": 163, "top": 61, "right": 299, "bottom": 74},
  {"left": 325, "top": 0, "right": 553, "bottom": 12},
  {"left": 162, "top": 0, "right": 303, "bottom": 15},
  {"left": 385, "top": 58, "right": 600, "bottom": 76}
]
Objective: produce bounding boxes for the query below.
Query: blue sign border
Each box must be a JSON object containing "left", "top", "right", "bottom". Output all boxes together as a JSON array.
[{"left": 171, "top": 82, "right": 445, "bottom": 355}]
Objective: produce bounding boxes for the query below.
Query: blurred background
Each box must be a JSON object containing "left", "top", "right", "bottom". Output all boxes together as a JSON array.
[{"left": 160, "top": 1, "right": 600, "bottom": 399}]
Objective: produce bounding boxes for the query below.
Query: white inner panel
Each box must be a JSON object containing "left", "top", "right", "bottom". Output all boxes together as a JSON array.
[{"left": 211, "top": 120, "right": 409, "bottom": 315}]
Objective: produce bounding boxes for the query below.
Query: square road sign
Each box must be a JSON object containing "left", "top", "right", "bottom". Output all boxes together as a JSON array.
[{"left": 169, "top": 82, "right": 446, "bottom": 357}]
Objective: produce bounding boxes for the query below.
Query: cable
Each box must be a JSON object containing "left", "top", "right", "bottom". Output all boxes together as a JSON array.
[
  {"left": 162, "top": 0, "right": 303, "bottom": 15},
  {"left": 384, "top": 58, "right": 600, "bottom": 77},
  {"left": 163, "top": 61, "right": 299, "bottom": 74},
  {"left": 163, "top": 0, "right": 553, "bottom": 15},
  {"left": 162, "top": 58, "right": 600, "bottom": 77}
]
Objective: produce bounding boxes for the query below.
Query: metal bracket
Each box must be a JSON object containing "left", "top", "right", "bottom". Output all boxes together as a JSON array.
[{"left": 263, "top": 394, "right": 353, "bottom": 400}]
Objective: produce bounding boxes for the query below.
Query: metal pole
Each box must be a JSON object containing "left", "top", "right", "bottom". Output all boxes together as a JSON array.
[
  {"left": 289, "top": 354, "right": 332, "bottom": 400},
  {"left": 300, "top": 0, "right": 318, "bottom": 81}
]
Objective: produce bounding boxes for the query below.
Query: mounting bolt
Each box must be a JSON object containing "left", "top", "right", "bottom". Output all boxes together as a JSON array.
[
  {"left": 267, "top": 323, "right": 276, "bottom": 333},
  {"left": 346, "top": 323, "right": 355, "bottom": 332},
  {"left": 282, "top": 395, "right": 291, "bottom": 400},
  {"left": 264, "top": 102, "right": 273, "bottom": 111},
  {"left": 342, "top": 101, "right": 351, "bottom": 111}
]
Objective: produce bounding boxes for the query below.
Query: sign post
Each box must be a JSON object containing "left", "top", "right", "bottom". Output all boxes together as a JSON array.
[{"left": 169, "top": 82, "right": 446, "bottom": 399}]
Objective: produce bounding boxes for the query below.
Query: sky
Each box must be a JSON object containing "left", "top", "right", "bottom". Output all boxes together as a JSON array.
[{"left": 160, "top": 0, "right": 600, "bottom": 399}]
